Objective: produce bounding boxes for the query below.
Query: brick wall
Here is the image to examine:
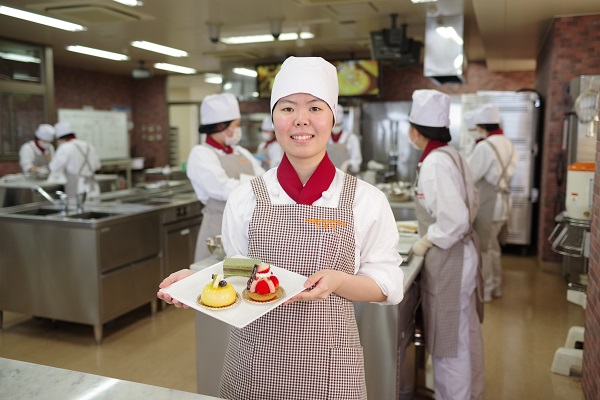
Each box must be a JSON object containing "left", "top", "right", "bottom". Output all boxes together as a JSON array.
[
  {"left": 534, "top": 15, "right": 600, "bottom": 398},
  {"left": 0, "top": 66, "right": 168, "bottom": 174}
]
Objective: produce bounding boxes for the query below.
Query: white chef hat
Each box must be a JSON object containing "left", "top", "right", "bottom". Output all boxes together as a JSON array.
[
  {"left": 270, "top": 56, "right": 339, "bottom": 125},
  {"left": 261, "top": 116, "right": 274, "bottom": 132},
  {"left": 474, "top": 103, "right": 501, "bottom": 124},
  {"left": 409, "top": 89, "right": 450, "bottom": 128},
  {"left": 54, "top": 122, "right": 74, "bottom": 138},
  {"left": 335, "top": 104, "right": 344, "bottom": 126},
  {"left": 200, "top": 93, "right": 241, "bottom": 126},
  {"left": 35, "top": 124, "right": 55, "bottom": 142}
]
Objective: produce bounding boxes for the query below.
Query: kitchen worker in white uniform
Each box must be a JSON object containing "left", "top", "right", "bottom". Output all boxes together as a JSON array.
[
  {"left": 48, "top": 122, "right": 101, "bottom": 199},
  {"left": 187, "top": 93, "right": 265, "bottom": 261},
  {"left": 158, "top": 56, "right": 404, "bottom": 400},
  {"left": 19, "top": 124, "right": 55, "bottom": 175},
  {"left": 409, "top": 89, "right": 484, "bottom": 400},
  {"left": 326, "top": 104, "right": 362, "bottom": 173},
  {"left": 467, "top": 103, "right": 517, "bottom": 302},
  {"left": 256, "top": 116, "right": 284, "bottom": 169}
]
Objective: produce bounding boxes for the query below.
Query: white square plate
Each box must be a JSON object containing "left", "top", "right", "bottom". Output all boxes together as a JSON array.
[{"left": 159, "top": 260, "right": 308, "bottom": 328}]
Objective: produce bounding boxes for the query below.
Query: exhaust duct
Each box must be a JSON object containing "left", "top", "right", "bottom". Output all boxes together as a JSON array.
[{"left": 424, "top": 14, "right": 466, "bottom": 85}]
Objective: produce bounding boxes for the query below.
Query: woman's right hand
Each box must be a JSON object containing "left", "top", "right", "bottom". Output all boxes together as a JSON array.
[{"left": 156, "top": 269, "right": 197, "bottom": 308}]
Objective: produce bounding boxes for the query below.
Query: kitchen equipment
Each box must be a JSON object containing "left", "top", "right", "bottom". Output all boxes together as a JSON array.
[
  {"left": 206, "top": 235, "right": 226, "bottom": 260},
  {"left": 565, "top": 162, "right": 595, "bottom": 220}
]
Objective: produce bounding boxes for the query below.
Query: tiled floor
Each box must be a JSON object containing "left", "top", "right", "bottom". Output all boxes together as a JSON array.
[{"left": 0, "top": 254, "right": 585, "bottom": 399}]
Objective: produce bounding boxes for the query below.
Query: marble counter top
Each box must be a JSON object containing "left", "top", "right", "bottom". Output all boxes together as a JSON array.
[{"left": 0, "top": 358, "right": 223, "bottom": 400}]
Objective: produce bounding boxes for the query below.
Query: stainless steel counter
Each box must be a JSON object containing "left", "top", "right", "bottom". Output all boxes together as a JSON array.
[
  {"left": 0, "top": 357, "right": 223, "bottom": 400},
  {"left": 191, "top": 238, "right": 423, "bottom": 399}
]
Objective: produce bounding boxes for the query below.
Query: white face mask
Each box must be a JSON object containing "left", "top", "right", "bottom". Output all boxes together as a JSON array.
[
  {"left": 332, "top": 125, "right": 343, "bottom": 134},
  {"left": 38, "top": 140, "right": 51, "bottom": 149},
  {"left": 408, "top": 129, "right": 420, "bottom": 150},
  {"left": 261, "top": 132, "right": 273, "bottom": 141},
  {"left": 225, "top": 127, "right": 242, "bottom": 147},
  {"left": 469, "top": 130, "right": 487, "bottom": 141}
]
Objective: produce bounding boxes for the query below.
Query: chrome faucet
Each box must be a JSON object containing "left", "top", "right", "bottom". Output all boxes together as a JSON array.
[
  {"left": 76, "top": 191, "right": 87, "bottom": 214},
  {"left": 33, "top": 186, "right": 59, "bottom": 206},
  {"left": 55, "top": 191, "right": 68, "bottom": 215}
]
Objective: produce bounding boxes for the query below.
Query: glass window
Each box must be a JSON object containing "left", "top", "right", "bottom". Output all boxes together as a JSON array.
[
  {"left": 0, "top": 92, "right": 47, "bottom": 156},
  {"left": 0, "top": 38, "right": 44, "bottom": 83}
]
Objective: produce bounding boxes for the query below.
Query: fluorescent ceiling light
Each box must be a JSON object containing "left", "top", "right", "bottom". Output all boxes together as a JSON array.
[
  {"left": 0, "top": 6, "right": 86, "bottom": 32},
  {"left": 131, "top": 41, "right": 188, "bottom": 57},
  {"left": 13, "top": 73, "right": 40, "bottom": 82},
  {"left": 154, "top": 63, "right": 196, "bottom": 74},
  {"left": 66, "top": 45, "right": 129, "bottom": 61},
  {"left": 112, "top": 0, "right": 143, "bottom": 6},
  {"left": 435, "top": 26, "right": 463, "bottom": 45},
  {"left": 204, "top": 73, "right": 223, "bottom": 84},
  {"left": 233, "top": 67, "right": 257, "bottom": 78},
  {"left": 221, "top": 31, "right": 314, "bottom": 45},
  {"left": 410, "top": 0, "right": 437, "bottom": 3},
  {"left": 0, "top": 52, "right": 40, "bottom": 63}
]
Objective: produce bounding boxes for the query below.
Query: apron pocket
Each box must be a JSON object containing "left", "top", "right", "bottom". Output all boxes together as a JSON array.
[
  {"left": 328, "top": 346, "right": 367, "bottom": 400},
  {"left": 315, "top": 231, "right": 342, "bottom": 270}
]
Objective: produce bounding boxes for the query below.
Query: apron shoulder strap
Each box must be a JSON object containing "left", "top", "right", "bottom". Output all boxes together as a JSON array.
[
  {"left": 338, "top": 174, "right": 357, "bottom": 208},
  {"left": 250, "top": 176, "right": 270, "bottom": 205},
  {"left": 485, "top": 140, "right": 512, "bottom": 191},
  {"left": 434, "top": 147, "right": 474, "bottom": 224}
]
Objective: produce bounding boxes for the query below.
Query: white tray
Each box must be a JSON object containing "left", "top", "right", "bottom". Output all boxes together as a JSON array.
[{"left": 160, "top": 260, "right": 308, "bottom": 328}]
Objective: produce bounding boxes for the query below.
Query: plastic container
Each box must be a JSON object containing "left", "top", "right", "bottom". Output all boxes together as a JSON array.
[{"left": 565, "top": 162, "right": 595, "bottom": 220}]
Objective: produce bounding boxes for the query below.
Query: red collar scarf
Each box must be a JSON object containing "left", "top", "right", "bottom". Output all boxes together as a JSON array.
[
  {"left": 330, "top": 131, "right": 343, "bottom": 143},
  {"left": 418, "top": 139, "right": 448, "bottom": 164},
  {"left": 277, "top": 153, "right": 336, "bottom": 205},
  {"left": 34, "top": 139, "right": 46, "bottom": 153},
  {"left": 487, "top": 128, "right": 504, "bottom": 136},
  {"left": 206, "top": 135, "right": 233, "bottom": 154}
]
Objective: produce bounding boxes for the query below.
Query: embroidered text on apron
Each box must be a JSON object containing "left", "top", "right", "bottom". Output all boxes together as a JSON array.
[
  {"left": 413, "top": 148, "right": 482, "bottom": 357},
  {"left": 220, "top": 174, "right": 367, "bottom": 400},
  {"left": 64, "top": 142, "right": 97, "bottom": 198},
  {"left": 472, "top": 140, "right": 514, "bottom": 251},
  {"left": 327, "top": 139, "right": 350, "bottom": 169},
  {"left": 194, "top": 148, "right": 255, "bottom": 261}
]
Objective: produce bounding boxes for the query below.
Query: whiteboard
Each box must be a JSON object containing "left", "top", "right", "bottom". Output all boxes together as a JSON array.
[{"left": 58, "top": 109, "right": 129, "bottom": 160}]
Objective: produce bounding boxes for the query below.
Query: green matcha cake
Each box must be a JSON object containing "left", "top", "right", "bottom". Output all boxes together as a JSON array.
[{"left": 223, "top": 257, "right": 261, "bottom": 278}]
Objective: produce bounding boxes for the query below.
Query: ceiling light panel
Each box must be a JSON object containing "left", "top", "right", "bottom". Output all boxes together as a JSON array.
[
  {"left": 131, "top": 41, "right": 188, "bottom": 57},
  {"left": 66, "top": 45, "right": 129, "bottom": 61},
  {"left": 0, "top": 6, "right": 86, "bottom": 31},
  {"left": 221, "top": 32, "right": 314, "bottom": 45},
  {"left": 154, "top": 63, "right": 196, "bottom": 74}
]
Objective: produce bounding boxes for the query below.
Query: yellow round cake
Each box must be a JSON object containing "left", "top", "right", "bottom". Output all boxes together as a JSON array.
[{"left": 200, "top": 274, "right": 237, "bottom": 308}]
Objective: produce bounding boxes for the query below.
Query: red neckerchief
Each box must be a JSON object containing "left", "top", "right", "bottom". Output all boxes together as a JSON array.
[
  {"left": 330, "top": 131, "right": 342, "bottom": 143},
  {"left": 206, "top": 135, "right": 232, "bottom": 154},
  {"left": 33, "top": 139, "right": 46, "bottom": 153},
  {"left": 418, "top": 139, "right": 448, "bottom": 163},
  {"left": 277, "top": 153, "right": 336, "bottom": 205},
  {"left": 487, "top": 128, "right": 504, "bottom": 136}
]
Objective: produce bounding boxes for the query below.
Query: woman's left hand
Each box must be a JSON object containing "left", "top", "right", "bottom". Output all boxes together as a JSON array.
[{"left": 284, "top": 269, "right": 346, "bottom": 304}]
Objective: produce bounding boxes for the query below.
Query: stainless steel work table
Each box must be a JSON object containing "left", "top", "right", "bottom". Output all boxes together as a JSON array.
[
  {"left": 0, "top": 357, "right": 223, "bottom": 400},
  {"left": 190, "top": 241, "right": 423, "bottom": 399}
]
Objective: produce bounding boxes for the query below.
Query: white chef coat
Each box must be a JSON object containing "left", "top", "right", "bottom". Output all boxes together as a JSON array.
[
  {"left": 222, "top": 168, "right": 404, "bottom": 305},
  {"left": 467, "top": 134, "right": 517, "bottom": 221},
  {"left": 256, "top": 140, "right": 284, "bottom": 169},
  {"left": 416, "top": 150, "right": 478, "bottom": 293},
  {"left": 19, "top": 140, "right": 55, "bottom": 172},
  {"left": 327, "top": 131, "right": 363, "bottom": 173},
  {"left": 48, "top": 139, "right": 101, "bottom": 197},
  {"left": 186, "top": 143, "right": 265, "bottom": 204}
]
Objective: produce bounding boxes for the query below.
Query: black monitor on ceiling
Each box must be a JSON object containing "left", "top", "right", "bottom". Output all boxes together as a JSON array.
[
  {"left": 370, "top": 31, "right": 421, "bottom": 67},
  {"left": 256, "top": 59, "right": 380, "bottom": 99}
]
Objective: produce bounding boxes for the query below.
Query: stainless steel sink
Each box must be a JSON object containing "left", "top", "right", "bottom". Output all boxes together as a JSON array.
[
  {"left": 123, "top": 198, "right": 173, "bottom": 206},
  {"left": 66, "top": 211, "right": 119, "bottom": 219},
  {"left": 10, "top": 207, "right": 61, "bottom": 216}
]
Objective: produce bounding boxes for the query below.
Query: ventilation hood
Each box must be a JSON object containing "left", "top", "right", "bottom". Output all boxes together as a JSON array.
[{"left": 423, "top": 14, "right": 466, "bottom": 85}]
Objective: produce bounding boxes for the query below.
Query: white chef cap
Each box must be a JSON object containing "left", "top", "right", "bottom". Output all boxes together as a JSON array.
[
  {"left": 261, "top": 116, "right": 274, "bottom": 132},
  {"left": 335, "top": 104, "right": 344, "bottom": 126},
  {"left": 35, "top": 124, "right": 55, "bottom": 142},
  {"left": 409, "top": 89, "right": 450, "bottom": 128},
  {"left": 54, "top": 122, "right": 74, "bottom": 138},
  {"left": 474, "top": 103, "right": 501, "bottom": 124},
  {"left": 200, "top": 93, "right": 241, "bottom": 126},
  {"left": 270, "top": 56, "right": 339, "bottom": 125}
]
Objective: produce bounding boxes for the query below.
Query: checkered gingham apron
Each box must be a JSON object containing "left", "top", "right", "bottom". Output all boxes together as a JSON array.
[
  {"left": 219, "top": 174, "right": 367, "bottom": 400},
  {"left": 414, "top": 147, "right": 482, "bottom": 358}
]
